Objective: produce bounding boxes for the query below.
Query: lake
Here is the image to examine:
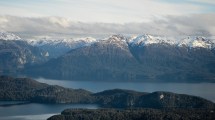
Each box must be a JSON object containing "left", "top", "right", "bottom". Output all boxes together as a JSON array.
[
  {"left": 1, "top": 78, "right": 215, "bottom": 120},
  {"left": 0, "top": 103, "right": 98, "bottom": 120},
  {"left": 36, "top": 78, "right": 215, "bottom": 102}
]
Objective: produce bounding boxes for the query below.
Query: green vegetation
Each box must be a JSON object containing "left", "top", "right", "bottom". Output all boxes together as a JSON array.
[
  {"left": 0, "top": 76, "right": 93, "bottom": 103},
  {"left": 0, "top": 76, "right": 215, "bottom": 120},
  {"left": 48, "top": 108, "right": 215, "bottom": 120},
  {"left": 0, "top": 76, "right": 214, "bottom": 109},
  {"left": 26, "top": 41, "right": 215, "bottom": 82}
]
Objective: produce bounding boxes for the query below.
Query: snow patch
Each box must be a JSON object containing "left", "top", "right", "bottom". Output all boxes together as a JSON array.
[
  {"left": 44, "top": 52, "right": 49, "bottom": 57},
  {"left": 0, "top": 31, "right": 21, "bottom": 40},
  {"left": 129, "top": 35, "right": 215, "bottom": 49},
  {"left": 27, "top": 37, "right": 97, "bottom": 49},
  {"left": 129, "top": 34, "right": 177, "bottom": 46},
  {"left": 18, "top": 58, "right": 26, "bottom": 65},
  {"left": 1, "top": 31, "right": 215, "bottom": 50},
  {"left": 160, "top": 94, "right": 164, "bottom": 100},
  {"left": 101, "top": 35, "right": 129, "bottom": 50}
]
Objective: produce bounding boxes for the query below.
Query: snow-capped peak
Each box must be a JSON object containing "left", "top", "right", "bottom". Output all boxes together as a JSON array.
[
  {"left": 74, "top": 37, "right": 96, "bottom": 42},
  {"left": 128, "top": 34, "right": 215, "bottom": 49},
  {"left": 99, "top": 34, "right": 129, "bottom": 50},
  {"left": 27, "top": 37, "right": 97, "bottom": 49},
  {"left": 0, "top": 31, "right": 21, "bottom": 40},
  {"left": 100, "top": 34, "right": 125, "bottom": 44},
  {"left": 1, "top": 31, "right": 214, "bottom": 49},
  {"left": 178, "top": 36, "right": 213, "bottom": 49},
  {"left": 128, "top": 34, "right": 177, "bottom": 46},
  {"left": 102, "top": 34, "right": 127, "bottom": 43},
  {"left": 129, "top": 34, "right": 155, "bottom": 45}
]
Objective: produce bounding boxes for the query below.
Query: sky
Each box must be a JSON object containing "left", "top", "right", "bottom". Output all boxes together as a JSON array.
[{"left": 0, "top": 0, "right": 215, "bottom": 38}]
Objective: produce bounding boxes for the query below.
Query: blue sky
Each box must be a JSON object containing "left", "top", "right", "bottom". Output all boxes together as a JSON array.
[{"left": 0, "top": 0, "right": 215, "bottom": 37}]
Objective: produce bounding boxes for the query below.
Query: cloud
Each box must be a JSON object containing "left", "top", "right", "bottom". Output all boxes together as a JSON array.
[
  {"left": 0, "top": 0, "right": 213, "bottom": 23},
  {"left": 189, "top": 0, "right": 215, "bottom": 5},
  {"left": 0, "top": 14, "right": 215, "bottom": 39}
]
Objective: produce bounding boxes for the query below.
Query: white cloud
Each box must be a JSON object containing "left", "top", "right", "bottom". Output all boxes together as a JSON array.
[
  {"left": 189, "top": 0, "right": 215, "bottom": 5},
  {"left": 0, "top": 0, "right": 211, "bottom": 23},
  {"left": 48, "top": 17, "right": 71, "bottom": 28},
  {"left": 0, "top": 17, "right": 8, "bottom": 24},
  {"left": 0, "top": 14, "right": 215, "bottom": 39}
]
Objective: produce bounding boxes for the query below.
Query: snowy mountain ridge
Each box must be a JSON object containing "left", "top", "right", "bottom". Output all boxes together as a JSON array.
[
  {"left": 128, "top": 34, "right": 215, "bottom": 49},
  {"left": 0, "top": 31, "right": 215, "bottom": 49},
  {"left": 0, "top": 31, "right": 21, "bottom": 40},
  {"left": 26, "top": 37, "right": 97, "bottom": 58},
  {"left": 27, "top": 37, "right": 97, "bottom": 48}
]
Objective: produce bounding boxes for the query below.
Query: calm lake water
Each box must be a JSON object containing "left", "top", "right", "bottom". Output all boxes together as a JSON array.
[
  {"left": 0, "top": 103, "right": 98, "bottom": 120},
  {"left": 37, "top": 78, "right": 215, "bottom": 102},
  {"left": 1, "top": 78, "right": 215, "bottom": 120}
]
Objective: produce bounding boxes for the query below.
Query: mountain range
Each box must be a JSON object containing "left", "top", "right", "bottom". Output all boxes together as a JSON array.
[{"left": 0, "top": 31, "right": 215, "bottom": 82}]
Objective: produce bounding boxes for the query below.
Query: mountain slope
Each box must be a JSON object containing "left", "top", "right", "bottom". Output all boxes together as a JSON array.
[
  {"left": 1, "top": 76, "right": 214, "bottom": 109},
  {"left": 0, "top": 76, "right": 93, "bottom": 103},
  {"left": 27, "top": 37, "right": 97, "bottom": 58},
  {"left": 0, "top": 39, "right": 48, "bottom": 75},
  {"left": 26, "top": 35, "right": 139, "bottom": 80},
  {"left": 25, "top": 35, "right": 215, "bottom": 82},
  {"left": 48, "top": 108, "right": 215, "bottom": 120},
  {"left": 129, "top": 43, "right": 215, "bottom": 82},
  {"left": 1, "top": 32, "right": 215, "bottom": 82}
]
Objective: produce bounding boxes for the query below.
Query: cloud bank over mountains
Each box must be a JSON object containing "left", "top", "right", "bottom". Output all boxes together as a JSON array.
[
  {"left": 0, "top": 0, "right": 214, "bottom": 38},
  {"left": 0, "top": 14, "right": 215, "bottom": 39}
]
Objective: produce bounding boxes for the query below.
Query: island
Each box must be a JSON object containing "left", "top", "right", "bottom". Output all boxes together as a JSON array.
[{"left": 0, "top": 76, "right": 214, "bottom": 120}]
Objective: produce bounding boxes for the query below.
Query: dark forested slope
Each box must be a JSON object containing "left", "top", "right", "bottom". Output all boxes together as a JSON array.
[
  {"left": 0, "top": 76, "right": 214, "bottom": 109},
  {"left": 48, "top": 108, "right": 215, "bottom": 120},
  {"left": 0, "top": 76, "right": 93, "bottom": 103},
  {"left": 24, "top": 35, "right": 215, "bottom": 82}
]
